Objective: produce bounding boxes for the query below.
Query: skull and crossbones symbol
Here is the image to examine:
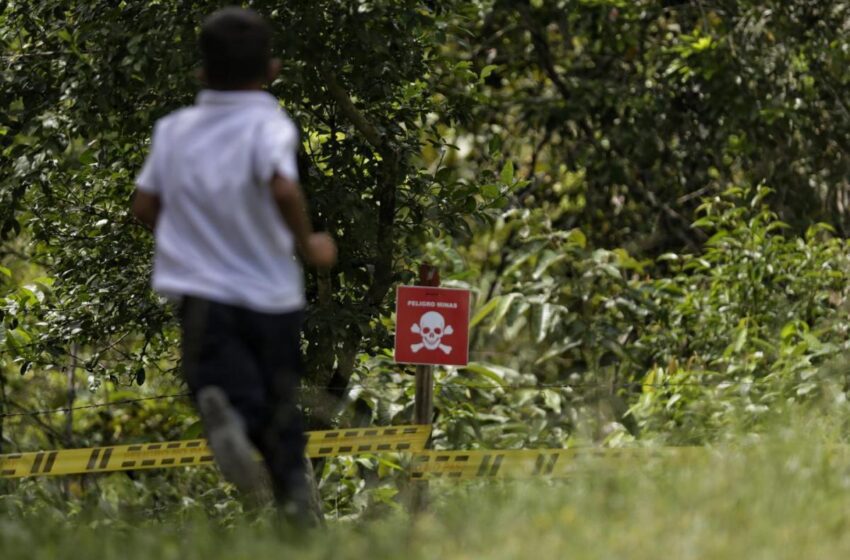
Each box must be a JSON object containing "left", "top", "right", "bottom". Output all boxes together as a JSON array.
[{"left": 410, "top": 311, "right": 453, "bottom": 354}]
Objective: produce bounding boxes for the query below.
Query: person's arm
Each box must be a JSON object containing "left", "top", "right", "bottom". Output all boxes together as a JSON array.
[
  {"left": 271, "top": 173, "right": 336, "bottom": 268},
  {"left": 133, "top": 120, "right": 166, "bottom": 231},
  {"left": 131, "top": 191, "right": 161, "bottom": 231}
]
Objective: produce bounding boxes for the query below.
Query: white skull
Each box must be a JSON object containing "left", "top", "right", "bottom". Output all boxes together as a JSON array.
[{"left": 414, "top": 311, "right": 452, "bottom": 350}]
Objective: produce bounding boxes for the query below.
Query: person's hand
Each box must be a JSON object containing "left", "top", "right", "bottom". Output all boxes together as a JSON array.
[{"left": 304, "top": 233, "right": 337, "bottom": 268}]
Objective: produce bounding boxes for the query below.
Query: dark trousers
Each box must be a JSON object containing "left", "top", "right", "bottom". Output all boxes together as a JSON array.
[{"left": 179, "top": 296, "right": 308, "bottom": 505}]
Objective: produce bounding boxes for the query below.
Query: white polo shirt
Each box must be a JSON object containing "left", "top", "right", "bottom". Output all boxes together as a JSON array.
[{"left": 135, "top": 90, "right": 305, "bottom": 313}]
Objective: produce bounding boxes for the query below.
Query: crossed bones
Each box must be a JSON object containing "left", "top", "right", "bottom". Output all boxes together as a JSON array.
[{"left": 410, "top": 313, "right": 454, "bottom": 354}]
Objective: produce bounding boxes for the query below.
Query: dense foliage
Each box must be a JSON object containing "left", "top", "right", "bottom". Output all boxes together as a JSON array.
[{"left": 3, "top": 0, "right": 850, "bottom": 523}]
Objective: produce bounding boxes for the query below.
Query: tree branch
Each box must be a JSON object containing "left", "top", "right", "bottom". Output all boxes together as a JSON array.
[
  {"left": 305, "top": 69, "right": 403, "bottom": 419},
  {"left": 0, "top": 369, "right": 6, "bottom": 454},
  {"left": 319, "top": 69, "right": 400, "bottom": 308},
  {"left": 7, "top": 398, "right": 64, "bottom": 445},
  {"left": 517, "top": 4, "right": 572, "bottom": 103},
  {"left": 320, "top": 70, "right": 386, "bottom": 152},
  {"left": 516, "top": 3, "right": 598, "bottom": 143}
]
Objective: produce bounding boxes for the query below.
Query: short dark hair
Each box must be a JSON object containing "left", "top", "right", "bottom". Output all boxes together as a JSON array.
[{"left": 200, "top": 7, "right": 271, "bottom": 89}]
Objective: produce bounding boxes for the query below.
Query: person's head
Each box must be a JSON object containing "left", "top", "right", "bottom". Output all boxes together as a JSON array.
[{"left": 199, "top": 7, "right": 279, "bottom": 90}]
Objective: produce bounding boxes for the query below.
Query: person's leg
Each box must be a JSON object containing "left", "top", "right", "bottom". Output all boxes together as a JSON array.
[
  {"left": 180, "top": 296, "right": 271, "bottom": 500},
  {"left": 241, "top": 308, "right": 313, "bottom": 522}
]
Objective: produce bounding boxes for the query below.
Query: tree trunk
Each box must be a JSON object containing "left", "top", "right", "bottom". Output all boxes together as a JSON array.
[{"left": 0, "top": 367, "right": 6, "bottom": 454}]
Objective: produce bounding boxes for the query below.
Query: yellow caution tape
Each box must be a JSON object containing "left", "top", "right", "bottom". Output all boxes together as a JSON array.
[
  {"left": 410, "top": 447, "right": 703, "bottom": 480},
  {"left": 1, "top": 426, "right": 715, "bottom": 482},
  {"left": 0, "top": 425, "right": 431, "bottom": 479}
]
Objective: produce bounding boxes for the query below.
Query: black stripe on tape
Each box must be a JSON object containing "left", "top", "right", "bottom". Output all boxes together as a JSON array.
[
  {"left": 318, "top": 447, "right": 333, "bottom": 454},
  {"left": 86, "top": 449, "right": 100, "bottom": 471},
  {"left": 384, "top": 429, "right": 398, "bottom": 435},
  {"left": 180, "top": 457, "right": 194, "bottom": 464},
  {"left": 403, "top": 427, "right": 418, "bottom": 434},
  {"left": 7, "top": 454, "right": 21, "bottom": 459},
  {"left": 121, "top": 461, "right": 136, "bottom": 468},
  {"left": 490, "top": 455, "right": 503, "bottom": 476},
  {"left": 128, "top": 446, "right": 142, "bottom": 452},
  {"left": 167, "top": 443, "right": 180, "bottom": 449},
  {"left": 30, "top": 452, "right": 44, "bottom": 475},
  {"left": 365, "top": 430, "right": 378, "bottom": 436},
  {"left": 477, "top": 455, "right": 491, "bottom": 477},
  {"left": 344, "top": 431, "right": 358, "bottom": 438},
  {"left": 2, "top": 469, "right": 16, "bottom": 476},
  {"left": 436, "top": 455, "right": 450, "bottom": 462},
  {"left": 456, "top": 455, "right": 469, "bottom": 462},
  {"left": 200, "top": 455, "right": 214, "bottom": 462},
  {"left": 545, "top": 454, "right": 559, "bottom": 475},
  {"left": 186, "top": 442, "right": 202, "bottom": 448},
  {"left": 99, "top": 448, "right": 113, "bottom": 470},
  {"left": 411, "top": 472, "right": 424, "bottom": 479},
  {"left": 533, "top": 454, "right": 545, "bottom": 475},
  {"left": 141, "top": 460, "right": 155, "bottom": 467},
  {"left": 44, "top": 451, "right": 58, "bottom": 473},
  {"left": 377, "top": 444, "right": 391, "bottom": 451},
  {"left": 357, "top": 445, "right": 371, "bottom": 452},
  {"left": 161, "top": 459, "right": 175, "bottom": 466},
  {"left": 338, "top": 446, "right": 352, "bottom": 453},
  {"left": 324, "top": 432, "right": 339, "bottom": 439},
  {"left": 148, "top": 444, "right": 162, "bottom": 450},
  {"left": 396, "top": 443, "right": 411, "bottom": 450}
]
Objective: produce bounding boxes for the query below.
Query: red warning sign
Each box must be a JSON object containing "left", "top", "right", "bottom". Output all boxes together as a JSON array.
[{"left": 394, "top": 286, "right": 471, "bottom": 366}]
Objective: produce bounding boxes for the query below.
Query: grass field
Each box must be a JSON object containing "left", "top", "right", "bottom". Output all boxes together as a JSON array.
[{"left": 3, "top": 418, "right": 850, "bottom": 559}]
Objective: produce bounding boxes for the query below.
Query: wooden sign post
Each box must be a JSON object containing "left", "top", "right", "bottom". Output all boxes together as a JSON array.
[
  {"left": 413, "top": 263, "right": 440, "bottom": 430},
  {"left": 412, "top": 263, "right": 438, "bottom": 513},
  {"left": 395, "top": 264, "right": 472, "bottom": 511}
]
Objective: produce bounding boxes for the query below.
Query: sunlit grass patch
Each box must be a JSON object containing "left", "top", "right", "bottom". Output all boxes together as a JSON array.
[{"left": 4, "top": 420, "right": 850, "bottom": 559}]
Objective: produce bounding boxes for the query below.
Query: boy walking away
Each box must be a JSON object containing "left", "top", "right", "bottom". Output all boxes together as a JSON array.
[{"left": 131, "top": 7, "right": 336, "bottom": 524}]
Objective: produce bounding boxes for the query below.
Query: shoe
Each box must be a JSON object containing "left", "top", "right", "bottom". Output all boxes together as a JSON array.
[
  {"left": 277, "top": 476, "right": 322, "bottom": 529},
  {"left": 197, "top": 386, "right": 272, "bottom": 504}
]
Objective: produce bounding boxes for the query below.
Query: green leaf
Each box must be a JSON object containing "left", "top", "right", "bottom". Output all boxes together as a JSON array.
[
  {"left": 470, "top": 297, "right": 500, "bottom": 328},
  {"left": 542, "top": 389, "right": 562, "bottom": 414},
  {"left": 765, "top": 221, "right": 791, "bottom": 233},
  {"left": 481, "top": 183, "right": 500, "bottom": 200},
  {"left": 566, "top": 229, "right": 587, "bottom": 249},
  {"left": 665, "top": 394, "right": 682, "bottom": 410},
  {"left": 78, "top": 149, "right": 97, "bottom": 165},
  {"left": 599, "top": 264, "right": 623, "bottom": 279},
  {"left": 479, "top": 64, "right": 498, "bottom": 80},
  {"left": 488, "top": 135, "right": 502, "bottom": 156},
  {"left": 486, "top": 293, "right": 521, "bottom": 333},
  {"left": 536, "top": 303, "right": 557, "bottom": 343},
  {"left": 500, "top": 161, "right": 514, "bottom": 184},
  {"left": 533, "top": 338, "right": 581, "bottom": 365},
  {"left": 460, "top": 362, "right": 509, "bottom": 387},
  {"left": 780, "top": 322, "right": 797, "bottom": 340},
  {"left": 692, "top": 36, "right": 713, "bottom": 52},
  {"left": 182, "top": 421, "right": 204, "bottom": 440},
  {"left": 532, "top": 252, "right": 566, "bottom": 280}
]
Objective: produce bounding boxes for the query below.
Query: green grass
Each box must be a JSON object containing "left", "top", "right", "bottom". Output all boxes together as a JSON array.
[{"left": 3, "top": 420, "right": 850, "bottom": 559}]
